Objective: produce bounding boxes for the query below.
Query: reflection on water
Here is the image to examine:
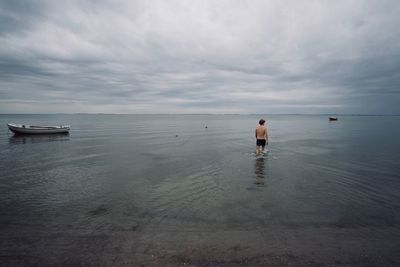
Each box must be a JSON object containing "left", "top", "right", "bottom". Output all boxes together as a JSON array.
[
  {"left": 9, "top": 133, "right": 70, "bottom": 144},
  {"left": 254, "top": 155, "right": 266, "bottom": 186}
]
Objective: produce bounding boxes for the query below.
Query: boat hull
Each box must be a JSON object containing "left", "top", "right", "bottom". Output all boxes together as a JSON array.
[{"left": 7, "top": 124, "right": 70, "bottom": 135}]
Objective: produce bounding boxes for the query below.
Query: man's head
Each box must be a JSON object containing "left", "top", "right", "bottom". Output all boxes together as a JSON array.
[{"left": 259, "top": 119, "right": 265, "bottom": 125}]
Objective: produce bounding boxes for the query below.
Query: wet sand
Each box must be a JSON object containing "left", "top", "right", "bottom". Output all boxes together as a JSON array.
[{"left": 1, "top": 224, "right": 400, "bottom": 266}]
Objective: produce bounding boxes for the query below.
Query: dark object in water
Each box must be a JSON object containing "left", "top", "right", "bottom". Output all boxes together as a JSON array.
[
  {"left": 329, "top": 117, "right": 338, "bottom": 121},
  {"left": 205, "top": 126, "right": 208, "bottom": 128}
]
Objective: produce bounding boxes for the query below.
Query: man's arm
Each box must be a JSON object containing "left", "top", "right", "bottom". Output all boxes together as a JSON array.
[
  {"left": 265, "top": 127, "right": 268, "bottom": 144},
  {"left": 255, "top": 128, "right": 257, "bottom": 138}
]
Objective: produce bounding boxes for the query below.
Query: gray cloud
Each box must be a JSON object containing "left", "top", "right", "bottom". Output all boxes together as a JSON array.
[{"left": 0, "top": 0, "right": 399, "bottom": 114}]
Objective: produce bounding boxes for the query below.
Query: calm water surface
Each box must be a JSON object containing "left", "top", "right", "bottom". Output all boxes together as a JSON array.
[{"left": 0, "top": 114, "right": 400, "bottom": 265}]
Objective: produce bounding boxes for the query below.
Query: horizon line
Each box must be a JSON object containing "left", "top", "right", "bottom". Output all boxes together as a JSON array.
[{"left": 1, "top": 113, "right": 400, "bottom": 116}]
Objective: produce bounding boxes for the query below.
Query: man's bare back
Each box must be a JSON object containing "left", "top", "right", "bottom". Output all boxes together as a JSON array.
[{"left": 255, "top": 125, "right": 267, "bottom": 140}]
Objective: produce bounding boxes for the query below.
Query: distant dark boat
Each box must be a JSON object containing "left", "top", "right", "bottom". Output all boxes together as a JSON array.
[
  {"left": 329, "top": 117, "right": 338, "bottom": 121},
  {"left": 7, "top": 123, "right": 70, "bottom": 135}
]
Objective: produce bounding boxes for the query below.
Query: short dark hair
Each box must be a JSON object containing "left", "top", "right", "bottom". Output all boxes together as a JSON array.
[{"left": 259, "top": 119, "right": 265, "bottom": 125}]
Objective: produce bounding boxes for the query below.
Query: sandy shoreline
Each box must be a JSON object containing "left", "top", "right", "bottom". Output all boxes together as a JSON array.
[{"left": 1, "top": 226, "right": 399, "bottom": 266}]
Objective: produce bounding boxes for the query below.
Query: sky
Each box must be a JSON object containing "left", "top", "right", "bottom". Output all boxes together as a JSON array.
[{"left": 0, "top": 0, "right": 400, "bottom": 114}]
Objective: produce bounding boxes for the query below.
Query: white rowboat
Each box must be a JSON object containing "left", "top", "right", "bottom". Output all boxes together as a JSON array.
[{"left": 7, "top": 123, "right": 70, "bottom": 134}]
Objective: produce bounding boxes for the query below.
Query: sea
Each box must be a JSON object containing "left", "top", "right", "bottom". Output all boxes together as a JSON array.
[{"left": 0, "top": 114, "right": 399, "bottom": 266}]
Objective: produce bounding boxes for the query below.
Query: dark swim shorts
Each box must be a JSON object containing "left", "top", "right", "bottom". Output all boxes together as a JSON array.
[{"left": 256, "top": 139, "right": 266, "bottom": 147}]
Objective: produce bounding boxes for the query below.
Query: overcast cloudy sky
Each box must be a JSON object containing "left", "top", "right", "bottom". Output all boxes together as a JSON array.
[{"left": 1, "top": 0, "right": 399, "bottom": 114}]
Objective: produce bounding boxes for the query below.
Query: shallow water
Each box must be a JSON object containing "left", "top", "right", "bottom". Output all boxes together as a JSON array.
[{"left": 1, "top": 114, "right": 400, "bottom": 265}]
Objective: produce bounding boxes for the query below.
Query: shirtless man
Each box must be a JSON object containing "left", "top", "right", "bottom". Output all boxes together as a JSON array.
[{"left": 255, "top": 119, "right": 268, "bottom": 155}]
